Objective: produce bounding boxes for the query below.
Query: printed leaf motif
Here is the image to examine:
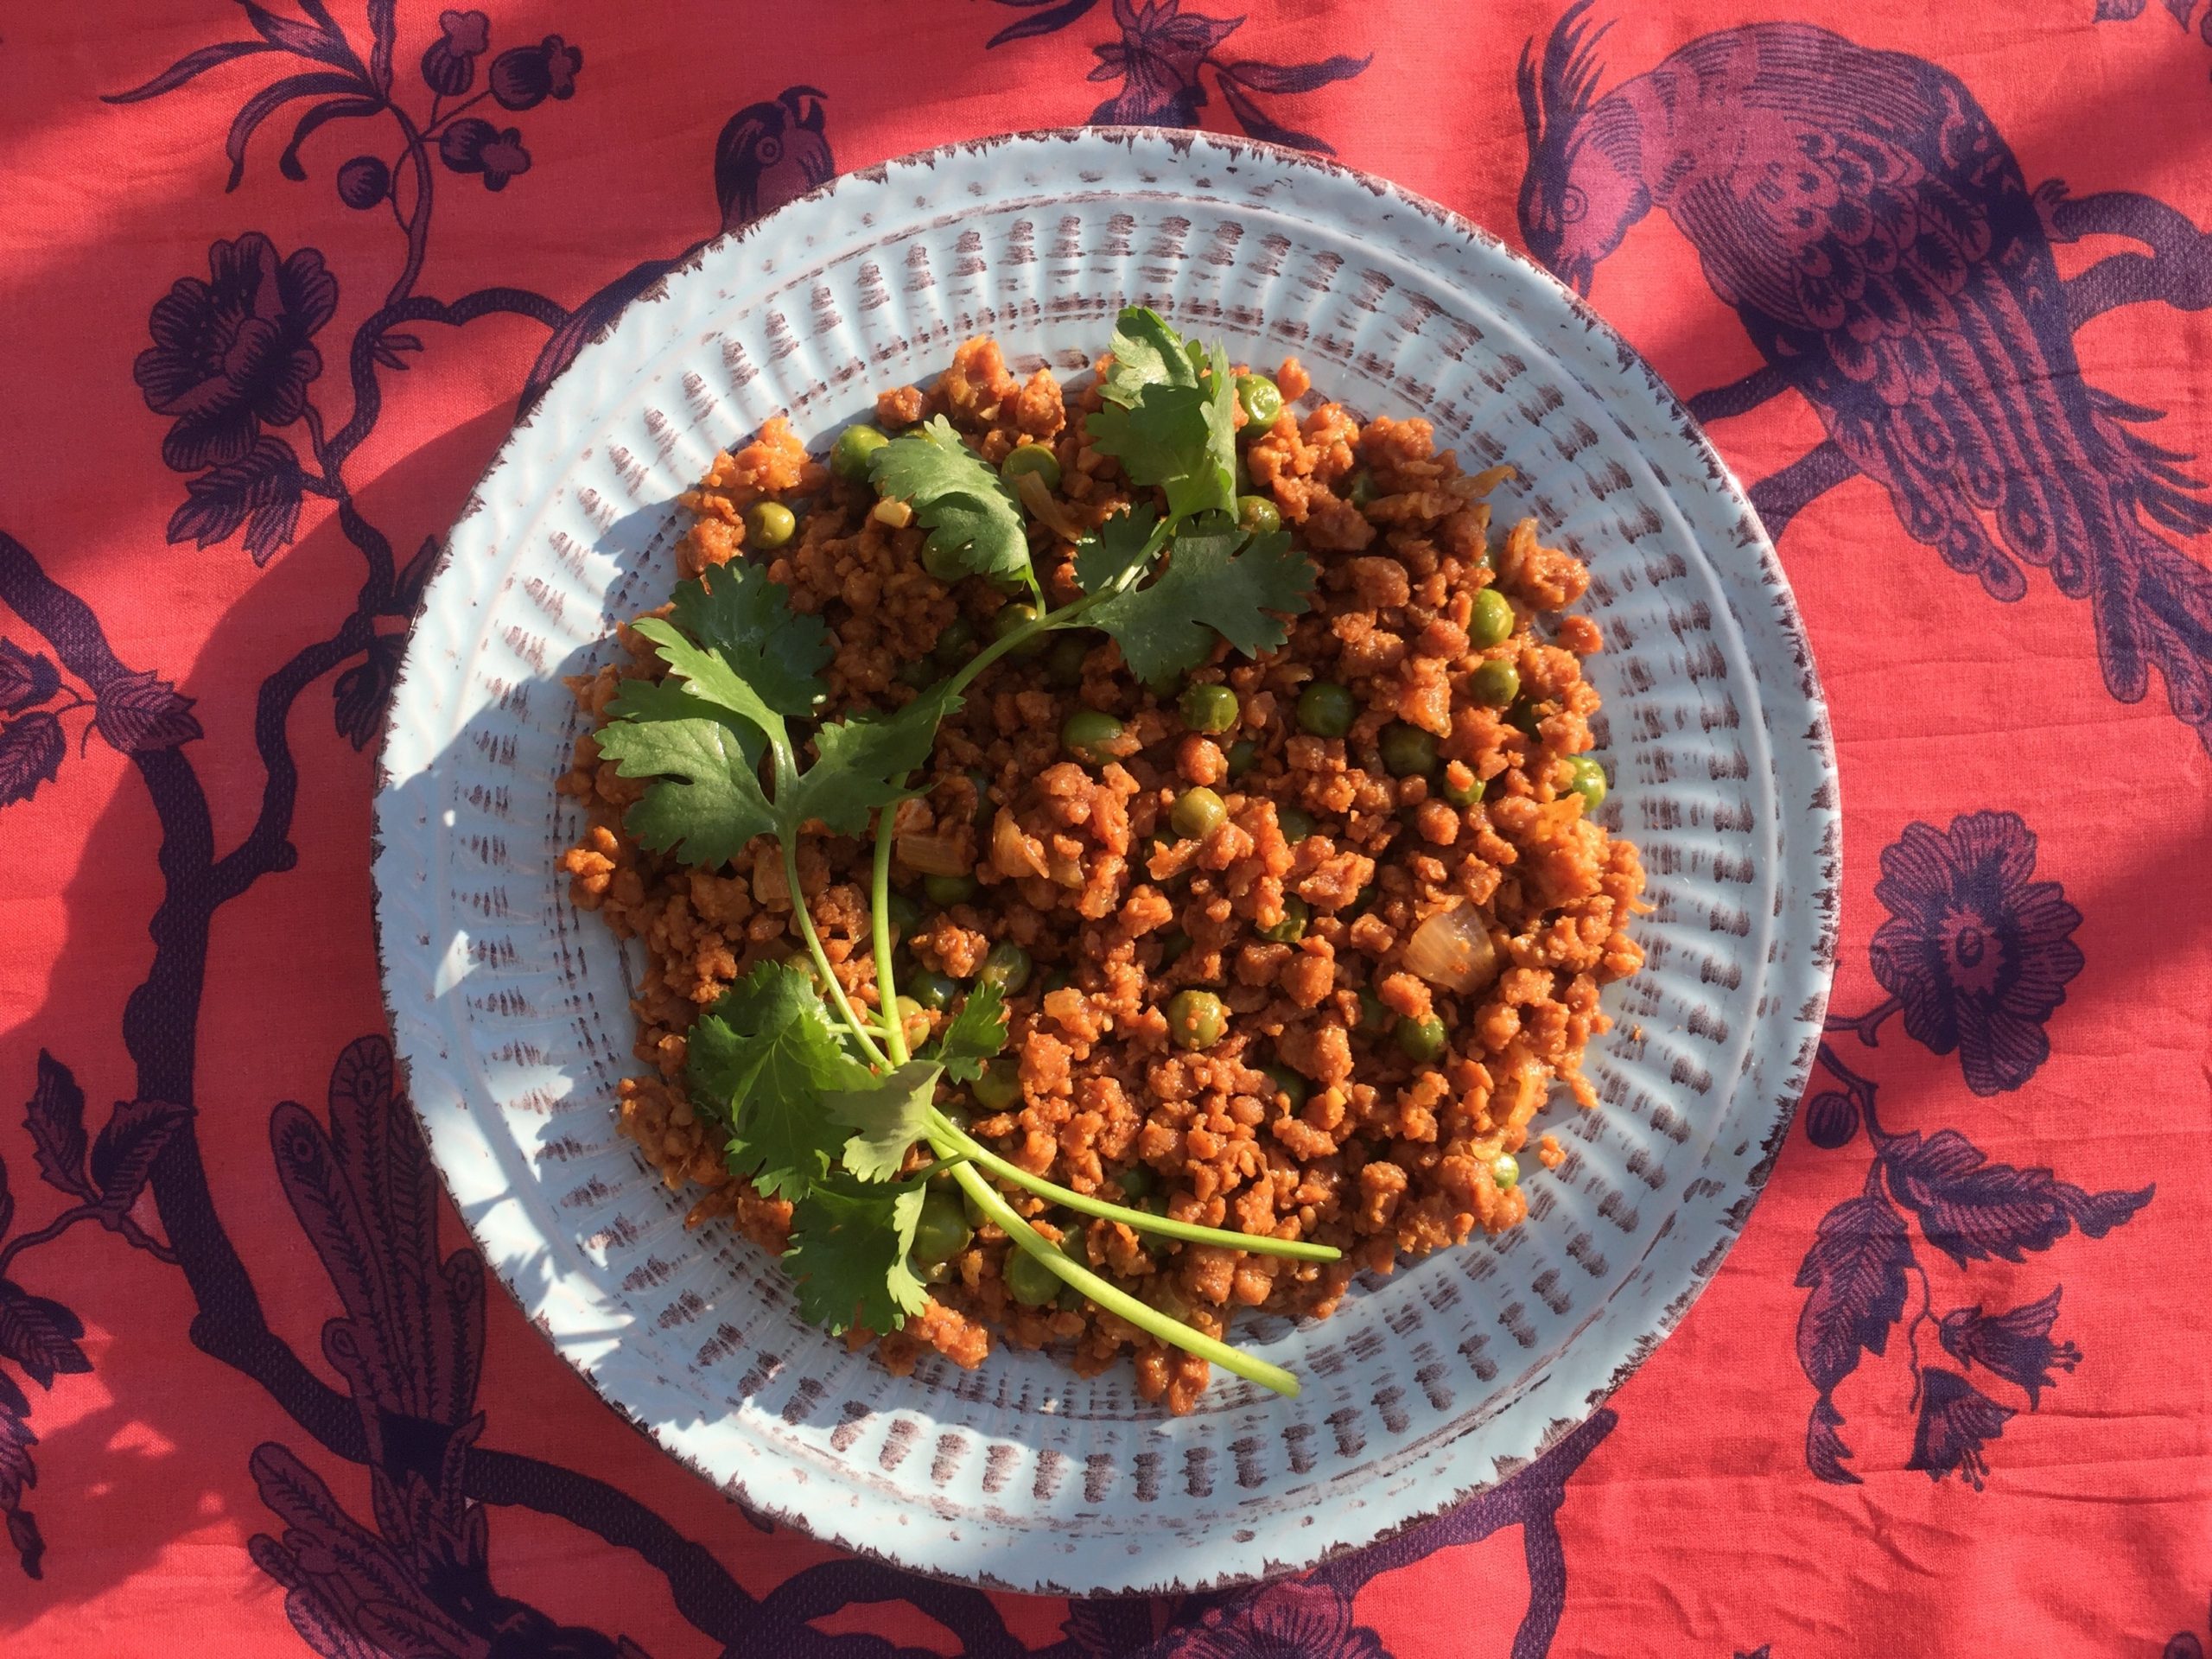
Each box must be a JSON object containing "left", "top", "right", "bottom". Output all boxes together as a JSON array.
[
  {"left": 1803, "top": 1395, "right": 1859, "bottom": 1485},
  {"left": 224, "top": 72, "right": 366, "bottom": 191},
  {"left": 0, "top": 715, "right": 65, "bottom": 807},
  {"left": 1908, "top": 1368, "right": 2014, "bottom": 1491},
  {"left": 167, "top": 436, "right": 307, "bottom": 564},
  {"left": 333, "top": 632, "right": 404, "bottom": 751},
  {"left": 89, "top": 1099, "right": 192, "bottom": 1214},
  {"left": 0, "top": 642, "right": 60, "bottom": 715},
  {"left": 23, "top": 1052, "right": 92, "bottom": 1202},
  {"left": 1794, "top": 1191, "right": 1911, "bottom": 1395},
  {"left": 1217, "top": 54, "right": 1371, "bottom": 93},
  {"left": 986, "top": 0, "right": 1100, "bottom": 48},
  {"left": 101, "top": 39, "right": 281, "bottom": 105},
  {"left": 0, "top": 1155, "right": 11, "bottom": 1242},
  {"left": 1883, "top": 1129, "right": 2150, "bottom": 1267},
  {"left": 94, "top": 670, "right": 204, "bottom": 753},
  {"left": 0, "top": 1281, "right": 90, "bottom": 1389},
  {"left": 276, "top": 95, "right": 384, "bottom": 181}
]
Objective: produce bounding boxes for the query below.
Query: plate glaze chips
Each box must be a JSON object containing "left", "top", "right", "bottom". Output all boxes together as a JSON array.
[{"left": 372, "top": 128, "right": 1839, "bottom": 1593}]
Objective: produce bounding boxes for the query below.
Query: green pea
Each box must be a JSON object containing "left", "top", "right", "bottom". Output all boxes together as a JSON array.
[
  {"left": 1259, "top": 895, "right": 1308, "bottom": 944},
  {"left": 1005, "top": 1239, "right": 1065, "bottom": 1307},
  {"left": 1472, "top": 659, "right": 1521, "bottom": 707},
  {"left": 1262, "top": 1064, "right": 1308, "bottom": 1111},
  {"left": 1042, "top": 967, "right": 1072, "bottom": 994},
  {"left": 911, "top": 1191, "right": 973, "bottom": 1265},
  {"left": 922, "top": 538, "right": 970, "bottom": 582},
  {"left": 910, "top": 968, "right": 960, "bottom": 1010},
  {"left": 979, "top": 939, "right": 1033, "bottom": 995},
  {"left": 1506, "top": 698, "right": 1541, "bottom": 736},
  {"left": 893, "top": 657, "right": 936, "bottom": 689},
  {"left": 925, "top": 873, "right": 978, "bottom": 907},
  {"left": 1236, "top": 374, "right": 1284, "bottom": 429},
  {"left": 833, "top": 423, "right": 888, "bottom": 481},
  {"left": 1276, "top": 804, "right": 1315, "bottom": 842},
  {"left": 1166, "top": 988, "right": 1228, "bottom": 1051},
  {"left": 893, "top": 995, "right": 930, "bottom": 1048},
  {"left": 1225, "top": 738, "right": 1259, "bottom": 778},
  {"left": 1471, "top": 587, "right": 1515, "bottom": 648},
  {"left": 1052, "top": 1228, "right": 1093, "bottom": 1310},
  {"left": 782, "top": 951, "right": 826, "bottom": 990},
  {"left": 1179, "top": 682, "right": 1240, "bottom": 734},
  {"left": 1001, "top": 442, "right": 1062, "bottom": 492},
  {"left": 973, "top": 1055, "right": 1022, "bottom": 1111},
  {"left": 1346, "top": 469, "right": 1377, "bottom": 508},
  {"left": 1236, "top": 493, "right": 1283, "bottom": 536},
  {"left": 1350, "top": 881, "right": 1378, "bottom": 912},
  {"left": 883, "top": 891, "right": 922, "bottom": 937},
  {"left": 1357, "top": 988, "right": 1393, "bottom": 1033},
  {"left": 1379, "top": 721, "right": 1438, "bottom": 777},
  {"left": 1158, "top": 929, "right": 1191, "bottom": 966},
  {"left": 745, "top": 500, "right": 797, "bottom": 550},
  {"left": 931, "top": 616, "right": 976, "bottom": 666},
  {"left": 1046, "top": 633, "right": 1092, "bottom": 688},
  {"left": 1116, "top": 1164, "right": 1157, "bottom": 1203},
  {"left": 1567, "top": 754, "right": 1608, "bottom": 814},
  {"left": 1441, "top": 764, "right": 1485, "bottom": 807},
  {"left": 991, "top": 601, "right": 1047, "bottom": 658},
  {"left": 1491, "top": 1153, "right": 1522, "bottom": 1192},
  {"left": 1296, "top": 682, "right": 1357, "bottom": 737},
  {"left": 1171, "top": 786, "right": 1227, "bottom": 840},
  {"left": 966, "top": 768, "right": 996, "bottom": 831},
  {"left": 1062, "top": 709, "right": 1124, "bottom": 764},
  {"left": 1395, "top": 1014, "right": 1448, "bottom": 1063}
]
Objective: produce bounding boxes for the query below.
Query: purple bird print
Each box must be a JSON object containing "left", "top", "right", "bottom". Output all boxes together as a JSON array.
[
  {"left": 1517, "top": 6, "right": 2212, "bottom": 750},
  {"left": 518, "top": 86, "right": 831, "bottom": 414}
]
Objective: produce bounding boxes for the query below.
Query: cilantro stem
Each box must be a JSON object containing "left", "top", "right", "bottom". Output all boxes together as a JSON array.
[
  {"left": 925, "top": 1109, "right": 1339, "bottom": 1262},
  {"left": 870, "top": 798, "right": 911, "bottom": 1065},
  {"left": 938, "top": 1153, "right": 1300, "bottom": 1399},
  {"left": 779, "top": 831, "right": 887, "bottom": 1067}
]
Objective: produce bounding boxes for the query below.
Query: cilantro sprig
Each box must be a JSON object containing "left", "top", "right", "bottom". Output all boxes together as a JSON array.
[{"left": 595, "top": 308, "right": 1333, "bottom": 1397}]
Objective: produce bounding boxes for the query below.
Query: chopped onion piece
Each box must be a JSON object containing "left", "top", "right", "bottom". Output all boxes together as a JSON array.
[
  {"left": 897, "top": 831, "right": 969, "bottom": 876},
  {"left": 1014, "top": 468, "right": 1083, "bottom": 542},
  {"left": 1403, "top": 903, "right": 1499, "bottom": 995},
  {"left": 992, "top": 810, "right": 1049, "bottom": 880}
]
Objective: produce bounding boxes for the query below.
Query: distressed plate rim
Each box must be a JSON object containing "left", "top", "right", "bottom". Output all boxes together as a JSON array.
[{"left": 372, "top": 125, "right": 1840, "bottom": 1594}]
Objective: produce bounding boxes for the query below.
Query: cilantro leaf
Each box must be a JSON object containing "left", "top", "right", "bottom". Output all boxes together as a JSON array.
[
  {"left": 1098, "top": 308, "right": 1195, "bottom": 406},
  {"left": 1072, "top": 505, "right": 1164, "bottom": 597},
  {"left": 928, "top": 980, "right": 1008, "bottom": 1083},
  {"left": 786, "top": 681, "right": 963, "bottom": 836},
  {"left": 868, "top": 416, "right": 1030, "bottom": 583},
  {"left": 687, "top": 962, "right": 870, "bottom": 1198},
  {"left": 595, "top": 716, "right": 777, "bottom": 868},
  {"left": 784, "top": 1173, "right": 931, "bottom": 1335},
  {"left": 606, "top": 676, "right": 766, "bottom": 766},
  {"left": 1085, "top": 311, "right": 1237, "bottom": 523},
  {"left": 630, "top": 617, "right": 791, "bottom": 750},
  {"left": 668, "top": 562, "right": 831, "bottom": 718},
  {"left": 823, "top": 1059, "right": 940, "bottom": 1183},
  {"left": 1088, "top": 517, "right": 1316, "bottom": 683}
]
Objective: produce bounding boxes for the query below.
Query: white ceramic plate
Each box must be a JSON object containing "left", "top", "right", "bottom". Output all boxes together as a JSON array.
[{"left": 372, "top": 129, "right": 1839, "bottom": 1594}]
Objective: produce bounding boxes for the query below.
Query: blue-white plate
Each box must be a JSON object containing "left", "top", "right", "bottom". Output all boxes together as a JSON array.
[{"left": 372, "top": 128, "right": 1839, "bottom": 1593}]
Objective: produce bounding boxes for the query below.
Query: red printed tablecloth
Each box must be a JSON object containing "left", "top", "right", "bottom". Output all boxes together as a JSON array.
[{"left": 3, "top": 3, "right": 2209, "bottom": 1654}]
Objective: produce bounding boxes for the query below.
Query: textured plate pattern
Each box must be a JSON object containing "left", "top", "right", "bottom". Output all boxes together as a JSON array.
[{"left": 372, "top": 129, "right": 1839, "bottom": 1594}]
